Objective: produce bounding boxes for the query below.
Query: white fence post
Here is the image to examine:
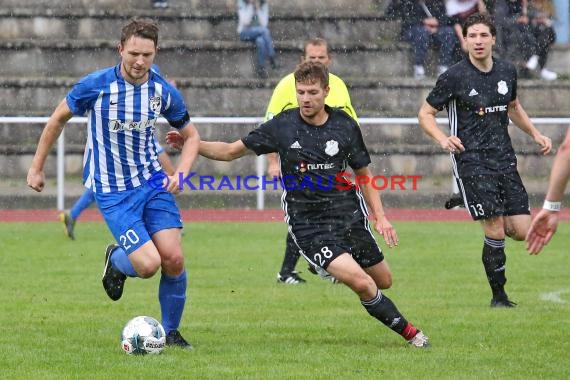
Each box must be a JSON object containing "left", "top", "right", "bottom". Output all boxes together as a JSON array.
[{"left": 57, "top": 130, "right": 65, "bottom": 211}]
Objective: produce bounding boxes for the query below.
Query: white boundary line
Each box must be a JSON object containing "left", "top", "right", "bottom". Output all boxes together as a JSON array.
[{"left": 539, "top": 288, "right": 570, "bottom": 304}]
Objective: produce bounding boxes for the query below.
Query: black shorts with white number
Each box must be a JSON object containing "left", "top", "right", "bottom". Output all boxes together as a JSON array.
[
  {"left": 457, "top": 172, "right": 530, "bottom": 220},
  {"left": 291, "top": 209, "right": 384, "bottom": 271}
]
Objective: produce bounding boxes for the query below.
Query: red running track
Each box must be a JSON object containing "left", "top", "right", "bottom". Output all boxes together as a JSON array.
[{"left": 1, "top": 208, "right": 569, "bottom": 222}]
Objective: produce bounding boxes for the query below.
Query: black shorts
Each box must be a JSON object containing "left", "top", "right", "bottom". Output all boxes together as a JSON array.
[
  {"left": 457, "top": 172, "right": 530, "bottom": 220},
  {"left": 290, "top": 215, "right": 384, "bottom": 274}
]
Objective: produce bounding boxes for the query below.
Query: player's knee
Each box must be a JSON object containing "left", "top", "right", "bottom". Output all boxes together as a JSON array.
[
  {"left": 377, "top": 273, "right": 392, "bottom": 290},
  {"left": 348, "top": 273, "right": 377, "bottom": 297},
  {"left": 161, "top": 253, "right": 185, "bottom": 275},
  {"left": 137, "top": 261, "right": 161, "bottom": 279},
  {"left": 505, "top": 227, "right": 526, "bottom": 241}
]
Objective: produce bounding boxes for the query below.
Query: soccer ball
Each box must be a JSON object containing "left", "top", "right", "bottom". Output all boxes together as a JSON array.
[{"left": 120, "top": 316, "right": 166, "bottom": 355}]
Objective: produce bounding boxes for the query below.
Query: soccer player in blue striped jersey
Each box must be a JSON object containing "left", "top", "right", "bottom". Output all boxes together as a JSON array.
[{"left": 27, "top": 19, "right": 199, "bottom": 349}]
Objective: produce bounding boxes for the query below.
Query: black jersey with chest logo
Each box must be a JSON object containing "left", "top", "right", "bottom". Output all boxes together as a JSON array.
[
  {"left": 426, "top": 57, "right": 518, "bottom": 177},
  {"left": 242, "top": 106, "right": 371, "bottom": 216}
]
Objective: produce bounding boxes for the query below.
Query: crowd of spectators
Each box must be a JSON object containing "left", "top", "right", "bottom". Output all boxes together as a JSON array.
[{"left": 386, "top": 0, "right": 561, "bottom": 80}]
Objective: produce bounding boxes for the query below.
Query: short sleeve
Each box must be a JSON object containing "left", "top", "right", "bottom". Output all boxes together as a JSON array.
[
  {"left": 425, "top": 70, "right": 454, "bottom": 111},
  {"left": 346, "top": 122, "right": 371, "bottom": 169},
  {"left": 162, "top": 85, "right": 189, "bottom": 129},
  {"left": 66, "top": 74, "right": 100, "bottom": 116},
  {"left": 241, "top": 120, "right": 279, "bottom": 155}
]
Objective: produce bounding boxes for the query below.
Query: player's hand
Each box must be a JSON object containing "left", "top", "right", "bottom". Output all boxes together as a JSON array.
[
  {"left": 374, "top": 216, "right": 399, "bottom": 248},
  {"left": 166, "top": 131, "right": 184, "bottom": 151},
  {"left": 440, "top": 136, "right": 465, "bottom": 154},
  {"left": 27, "top": 168, "right": 45, "bottom": 192},
  {"left": 516, "top": 15, "right": 529, "bottom": 25},
  {"left": 526, "top": 210, "right": 559, "bottom": 255},
  {"left": 267, "top": 161, "right": 281, "bottom": 179},
  {"left": 423, "top": 17, "right": 439, "bottom": 34},
  {"left": 166, "top": 174, "right": 181, "bottom": 195},
  {"left": 534, "top": 134, "right": 552, "bottom": 155}
]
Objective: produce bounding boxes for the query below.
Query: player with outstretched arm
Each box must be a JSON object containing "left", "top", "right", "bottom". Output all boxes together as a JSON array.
[{"left": 169, "top": 61, "right": 429, "bottom": 348}]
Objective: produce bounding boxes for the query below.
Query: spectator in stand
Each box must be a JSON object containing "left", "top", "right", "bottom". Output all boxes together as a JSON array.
[
  {"left": 495, "top": 0, "right": 557, "bottom": 79},
  {"left": 552, "top": 0, "right": 569, "bottom": 44},
  {"left": 494, "top": 1, "right": 528, "bottom": 63},
  {"left": 237, "top": 0, "right": 279, "bottom": 79},
  {"left": 386, "top": 0, "right": 458, "bottom": 79},
  {"left": 524, "top": 0, "right": 558, "bottom": 80},
  {"left": 151, "top": 0, "right": 168, "bottom": 9},
  {"left": 493, "top": 1, "right": 538, "bottom": 77}
]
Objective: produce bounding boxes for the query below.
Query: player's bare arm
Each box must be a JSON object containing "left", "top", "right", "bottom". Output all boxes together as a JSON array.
[
  {"left": 168, "top": 129, "right": 249, "bottom": 162},
  {"left": 167, "top": 123, "right": 200, "bottom": 194},
  {"left": 266, "top": 153, "right": 281, "bottom": 178},
  {"left": 27, "top": 99, "right": 73, "bottom": 192},
  {"left": 508, "top": 98, "right": 551, "bottom": 155},
  {"left": 158, "top": 152, "right": 175, "bottom": 176},
  {"left": 418, "top": 100, "right": 464, "bottom": 153},
  {"left": 199, "top": 139, "right": 250, "bottom": 161},
  {"left": 526, "top": 128, "right": 570, "bottom": 254},
  {"left": 353, "top": 166, "right": 398, "bottom": 248}
]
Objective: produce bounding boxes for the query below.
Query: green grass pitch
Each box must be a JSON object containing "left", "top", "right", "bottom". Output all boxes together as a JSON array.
[{"left": 0, "top": 220, "right": 569, "bottom": 379}]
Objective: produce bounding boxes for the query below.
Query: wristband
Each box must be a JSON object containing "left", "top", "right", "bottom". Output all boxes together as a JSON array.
[{"left": 542, "top": 200, "right": 561, "bottom": 211}]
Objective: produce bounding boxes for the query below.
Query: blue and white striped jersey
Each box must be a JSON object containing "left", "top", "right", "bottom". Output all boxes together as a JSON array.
[{"left": 66, "top": 64, "right": 189, "bottom": 193}]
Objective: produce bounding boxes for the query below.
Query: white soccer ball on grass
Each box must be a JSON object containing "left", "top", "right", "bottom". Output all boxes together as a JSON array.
[{"left": 120, "top": 316, "right": 166, "bottom": 355}]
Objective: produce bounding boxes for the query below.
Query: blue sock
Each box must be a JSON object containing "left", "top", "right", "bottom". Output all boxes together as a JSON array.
[
  {"left": 159, "top": 271, "right": 187, "bottom": 334},
  {"left": 70, "top": 189, "right": 95, "bottom": 221},
  {"left": 110, "top": 246, "right": 138, "bottom": 277}
]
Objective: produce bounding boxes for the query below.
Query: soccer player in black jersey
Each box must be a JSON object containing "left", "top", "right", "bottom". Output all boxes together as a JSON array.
[
  {"left": 187, "top": 61, "right": 429, "bottom": 347},
  {"left": 418, "top": 13, "right": 552, "bottom": 308}
]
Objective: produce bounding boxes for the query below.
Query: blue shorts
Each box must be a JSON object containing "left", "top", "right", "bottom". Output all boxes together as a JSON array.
[{"left": 95, "top": 180, "right": 183, "bottom": 255}]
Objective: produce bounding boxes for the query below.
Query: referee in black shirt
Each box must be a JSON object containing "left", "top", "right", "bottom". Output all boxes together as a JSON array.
[
  {"left": 418, "top": 13, "right": 552, "bottom": 308},
  {"left": 193, "top": 61, "right": 429, "bottom": 348}
]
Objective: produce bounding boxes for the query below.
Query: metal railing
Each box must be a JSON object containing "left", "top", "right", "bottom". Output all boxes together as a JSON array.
[{"left": 2, "top": 116, "right": 569, "bottom": 210}]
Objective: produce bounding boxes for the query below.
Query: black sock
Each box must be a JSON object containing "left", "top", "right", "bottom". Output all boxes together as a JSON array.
[
  {"left": 361, "top": 290, "right": 411, "bottom": 337},
  {"left": 482, "top": 236, "right": 507, "bottom": 299},
  {"left": 279, "top": 234, "right": 300, "bottom": 276}
]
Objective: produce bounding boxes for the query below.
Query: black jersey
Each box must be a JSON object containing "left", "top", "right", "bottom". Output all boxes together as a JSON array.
[
  {"left": 426, "top": 57, "right": 518, "bottom": 177},
  {"left": 242, "top": 106, "right": 371, "bottom": 218}
]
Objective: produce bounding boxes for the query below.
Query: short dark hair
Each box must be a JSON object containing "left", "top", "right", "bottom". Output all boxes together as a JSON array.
[
  {"left": 294, "top": 61, "right": 329, "bottom": 88},
  {"left": 303, "top": 37, "right": 330, "bottom": 56},
  {"left": 121, "top": 19, "right": 159, "bottom": 47},
  {"left": 462, "top": 13, "right": 496, "bottom": 37}
]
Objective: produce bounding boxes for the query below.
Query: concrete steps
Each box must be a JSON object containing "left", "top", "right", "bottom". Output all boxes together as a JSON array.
[
  {"left": 1, "top": 0, "right": 384, "bottom": 13},
  {"left": 0, "top": 8, "right": 399, "bottom": 44},
  {"left": 0, "top": 38, "right": 411, "bottom": 79},
  {"left": 2, "top": 76, "right": 570, "bottom": 118}
]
